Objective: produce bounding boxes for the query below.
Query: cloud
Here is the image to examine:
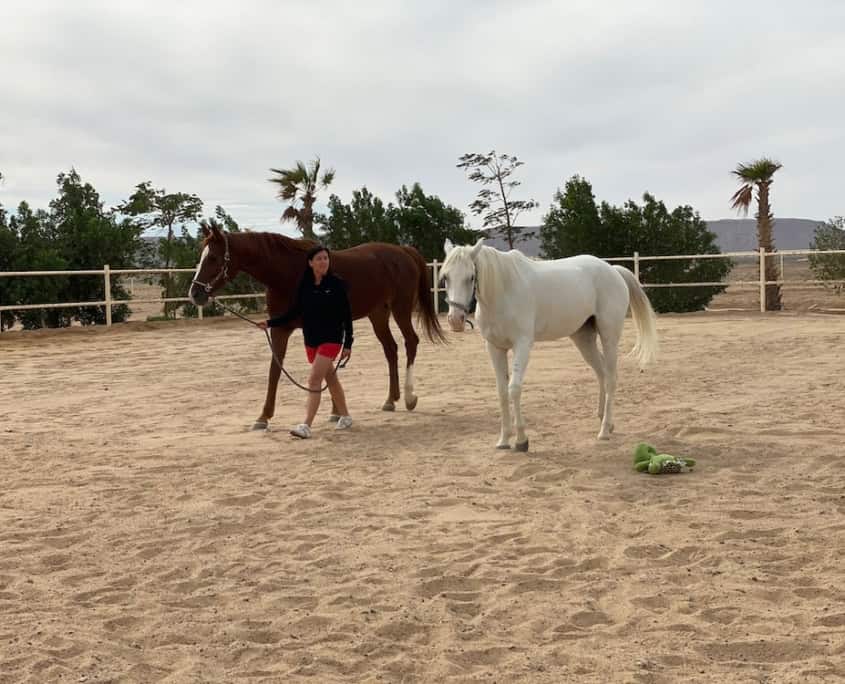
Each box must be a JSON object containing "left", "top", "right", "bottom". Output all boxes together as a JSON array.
[{"left": 1, "top": 0, "right": 843, "bottom": 236}]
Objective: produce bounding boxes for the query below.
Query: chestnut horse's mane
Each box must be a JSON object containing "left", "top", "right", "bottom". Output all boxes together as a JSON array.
[{"left": 203, "top": 230, "right": 316, "bottom": 257}]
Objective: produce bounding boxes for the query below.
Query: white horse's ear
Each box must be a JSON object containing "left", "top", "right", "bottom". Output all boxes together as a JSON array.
[
  {"left": 470, "top": 236, "right": 485, "bottom": 258},
  {"left": 443, "top": 238, "right": 454, "bottom": 256}
]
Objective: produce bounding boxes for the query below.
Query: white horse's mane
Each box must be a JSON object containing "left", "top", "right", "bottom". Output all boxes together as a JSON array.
[{"left": 442, "top": 245, "right": 531, "bottom": 307}]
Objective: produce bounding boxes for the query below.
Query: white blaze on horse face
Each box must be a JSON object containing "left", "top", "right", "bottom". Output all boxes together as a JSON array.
[{"left": 189, "top": 245, "right": 210, "bottom": 304}]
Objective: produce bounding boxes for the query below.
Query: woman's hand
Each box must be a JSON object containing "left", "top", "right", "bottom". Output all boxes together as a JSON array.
[
  {"left": 340, "top": 348, "right": 352, "bottom": 362},
  {"left": 257, "top": 320, "right": 269, "bottom": 331}
]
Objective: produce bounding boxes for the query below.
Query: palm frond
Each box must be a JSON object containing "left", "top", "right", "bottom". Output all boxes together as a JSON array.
[
  {"left": 732, "top": 158, "right": 783, "bottom": 183},
  {"left": 281, "top": 205, "right": 300, "bottom": 223},
  {"left": 320, "top": 168, "right": 336, "bottom": 188},
  {"left": 730, "top": 184, "right": 754, "bottom": 214},
  {"left": 269, "top": 164, "right": 310, "bottom": 201}
]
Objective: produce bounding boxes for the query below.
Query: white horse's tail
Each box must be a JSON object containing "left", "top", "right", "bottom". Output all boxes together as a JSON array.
[{"left": 614, "top": 265, "right": 659, "bottom": 369}]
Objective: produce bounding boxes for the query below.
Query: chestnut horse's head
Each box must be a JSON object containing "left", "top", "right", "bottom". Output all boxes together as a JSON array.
[{"left": 189, "top": 219, "right": 240, "bottom": 306}]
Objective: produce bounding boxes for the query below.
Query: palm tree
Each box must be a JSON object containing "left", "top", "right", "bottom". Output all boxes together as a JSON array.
[
  {"left": 730, "top": 158, "right": 783, "bottom": 310},
  {"left": 269, "top": 157, "right": 335, "bottom": 241}
]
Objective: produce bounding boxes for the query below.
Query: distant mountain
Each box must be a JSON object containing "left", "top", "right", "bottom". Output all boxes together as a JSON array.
[
  {"left": 703, "top": 218, "right": 823, "bottom": 252},
  {"left": 479, "top": 218, "right": 825, "bottom": 258}
]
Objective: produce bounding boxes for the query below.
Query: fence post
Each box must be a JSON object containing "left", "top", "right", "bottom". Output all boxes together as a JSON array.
[
  {"left": 633, "top": 251, "right": 640, "bottom": 282},
  {"left": 759, "top": 248, "right": 766, "bottom": 313},
  {"left": 104, "top": 264, "right": 112, "bottom": 327},
  {"left": 432, "top": 260, "right": 440, "bottom": 315},
  {"left": 198, "top": 304, "right": 204, "bottom": 320}
]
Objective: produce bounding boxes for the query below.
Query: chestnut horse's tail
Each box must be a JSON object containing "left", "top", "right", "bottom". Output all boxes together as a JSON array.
[{"left": 403, "top": 246, "right": 447, "bottom": 344}]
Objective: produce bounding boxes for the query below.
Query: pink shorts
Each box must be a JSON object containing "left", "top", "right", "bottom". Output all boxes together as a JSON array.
[{"left": 305, "top": 343, "right": 342, "bottom": 364}]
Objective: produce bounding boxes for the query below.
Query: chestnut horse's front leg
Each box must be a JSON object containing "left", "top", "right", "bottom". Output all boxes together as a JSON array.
[
  {"left": 253, "top": 326, "right": 291, "bottom": 430},
  {"left": 368, "top": 307, "right": 400, "bottom": 411}
]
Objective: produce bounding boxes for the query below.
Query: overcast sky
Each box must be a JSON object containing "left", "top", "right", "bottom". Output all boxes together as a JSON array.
[{"left": 2, "top": 0, "right": 843, "bottom": 236}]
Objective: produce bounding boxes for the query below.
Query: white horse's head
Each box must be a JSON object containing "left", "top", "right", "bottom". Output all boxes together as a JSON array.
[{"left": 441, "top": 237, "right": 484, "bottom": 332}]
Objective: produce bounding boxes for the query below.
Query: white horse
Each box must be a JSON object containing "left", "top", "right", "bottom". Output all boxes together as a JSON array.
[{"left": 441, "top": 238, "right": 658, "bottom": 449}]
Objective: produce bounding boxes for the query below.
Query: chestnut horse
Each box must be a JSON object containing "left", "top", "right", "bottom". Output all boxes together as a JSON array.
[{"left": 188, "top": 220, "right": 445, "bottom": 430}]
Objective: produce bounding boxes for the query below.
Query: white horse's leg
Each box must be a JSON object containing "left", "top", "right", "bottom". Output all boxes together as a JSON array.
[
  {"left": 509, "top": 338, "right": 533, "bottom": 452},
  {"left": 570, "top": 321, "right": 606, "bottom": 421},
  {"left": 596, "top": 321, "right": 622, "bottom": 440},
  {"left": 486, "top": 342, "right": 513, "bottom": 449}
]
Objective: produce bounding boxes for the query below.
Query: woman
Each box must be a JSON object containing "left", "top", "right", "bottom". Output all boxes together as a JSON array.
[{"left": 258, "top": 245, "right": 353, "bottom": 439}]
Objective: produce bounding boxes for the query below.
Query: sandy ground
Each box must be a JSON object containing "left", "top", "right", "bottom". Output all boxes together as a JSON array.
[{"left": 1, "top": 313, "right": 844, "bottom": 683}]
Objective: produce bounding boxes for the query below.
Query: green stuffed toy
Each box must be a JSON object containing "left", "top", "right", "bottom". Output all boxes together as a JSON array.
[{"left": 633, "top": 442, "right": 696, "bottom": 474}]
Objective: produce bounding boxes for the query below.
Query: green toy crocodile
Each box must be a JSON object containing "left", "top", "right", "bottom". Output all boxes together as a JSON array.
[{"left": 633, "top": 442, "right": 696, "bottom": 474}]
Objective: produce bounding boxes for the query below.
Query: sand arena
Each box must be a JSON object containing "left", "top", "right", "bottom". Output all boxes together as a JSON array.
[{"left": 1, "top": 313, "right": 843, "bottom": 682}]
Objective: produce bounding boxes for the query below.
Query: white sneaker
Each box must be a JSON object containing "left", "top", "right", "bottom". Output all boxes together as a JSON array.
[
  {"left": 290, "top": 423, "right": 312, "bottom": 439},
  {"left": 335, "top": 416, "right": 353, "bottom": 430}
]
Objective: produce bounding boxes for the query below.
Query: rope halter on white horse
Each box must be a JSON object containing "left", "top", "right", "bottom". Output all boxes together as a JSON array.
[{"left": 446, "top": 271, "right": 476, "bottom": 314}]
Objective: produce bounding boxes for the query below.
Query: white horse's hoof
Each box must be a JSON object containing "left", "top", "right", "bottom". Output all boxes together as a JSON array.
[
  {"left": 514, "top": 440, "right": 529, "bottom": 452},
  {"left": 496, "top": 443, "right": 511, "bottom": 450},
  {"left": 405, "top": 395, "right": 418, "bottom": 411},
  {"left": 252, "top": 421, "right": 268, "bottom": 431},
  {"left": 597, "top": 432, "right": 610, "bottom": 441},
  {"left": 328, "top": 414, "right": 340, "bottom": 423}
]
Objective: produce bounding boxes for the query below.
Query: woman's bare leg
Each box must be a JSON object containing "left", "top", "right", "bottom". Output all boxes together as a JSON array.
[
  {"left": 303, "top": 355, "right": 335, "bottom": 426},
  {"left": 326, "top": 368, "right": 349, "bottom": 417}
]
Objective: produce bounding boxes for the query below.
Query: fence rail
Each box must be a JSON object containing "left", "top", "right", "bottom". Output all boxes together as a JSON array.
[{"left": 2, "top": 248, "right": 845, "bottom": 332}]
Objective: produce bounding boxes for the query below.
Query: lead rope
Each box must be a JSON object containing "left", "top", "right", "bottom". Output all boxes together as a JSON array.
[{"left": 211, "top": 299, "right": 347, "bottom": 394}]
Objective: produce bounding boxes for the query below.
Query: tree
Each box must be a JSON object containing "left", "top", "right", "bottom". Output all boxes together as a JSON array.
[
  {"left": 117, "top": 181, "right": 203, "bottom": 317},
  {"left": 0, "top": 171, "right": 141, "bottom": 329},
  {"left": 456, "top": 150, "right": 538, "bottom": 250},
  {"left": 808, "top": 217, "right": 845, "bottom": 294},
  {"left": 269, "top": 157, "right": 335, "bottom": 241},
  {"left": 9, "top": 201, "right": 70, "bottom": 329},
  {"left": 0, "top": 186, "right": 19, "bottom": 331},
  {"left": 50, "top": 170, "right": 142, "bottom": 325},
  {"left": 317, "top": 183, "right": 480, "bottom": 261},
  {"left": 540, "top": 175, "right": 602, "bottom": 259},
  {"left": 392, "top": 183, "right": 480, "bottom": 261},
  {"left": 541, "top": 176, "right": 731, "bottom": 313},
  {"left": 730, "top": 158, "right": 783, "bottom": 310},
  {"left": 318, "top": 187, "right": 396, "bottom": 250}
]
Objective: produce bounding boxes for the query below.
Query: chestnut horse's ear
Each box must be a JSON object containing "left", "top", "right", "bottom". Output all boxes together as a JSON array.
[{"left": 200, "top": 218, "right": 224, "bottom": 240}]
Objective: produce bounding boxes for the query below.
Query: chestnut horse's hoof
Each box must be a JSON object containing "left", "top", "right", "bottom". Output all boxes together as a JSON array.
[
  {"left": 252, "top": 421, "right": 268, "bottom": 431},
  {"left": 382, "top": 402, "right": 395, "bottom": 412},
  {"left": 405, "top": 395, "right": 418, "bottom": 411},
  {"left": 514, "top": 440, "right": 529, "bottom": 452}
]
